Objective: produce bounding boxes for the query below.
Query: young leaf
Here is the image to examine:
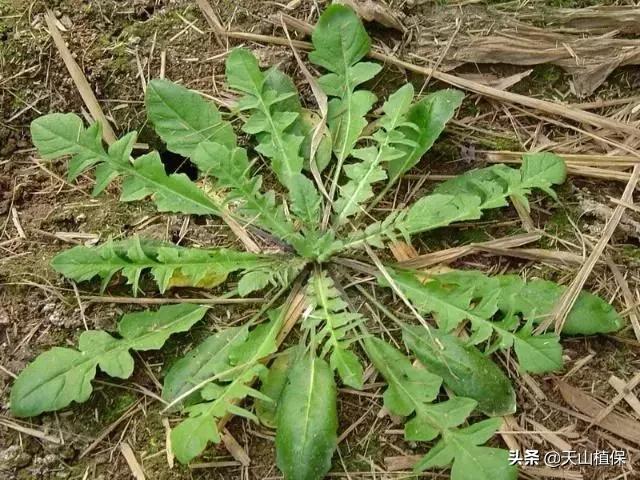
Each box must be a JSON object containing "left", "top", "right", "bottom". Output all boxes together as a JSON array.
[
  {"left": 31, "top": 113, "right": 221, "bottom": 216},
  {"left": 298, "top": 109, "right": 333, "bottom": 173},
  {"left": 225, "top": 49, "right": 322, "bottom": 229},
  {"left": 332, "top": 156, "right": 567, "bottom": 254},
  {"left": 288, "top": 175, "right": 323, "bottom": 230},
  {"left": 255, "top": 66, "right": 332, "bottom": 179},
  {"left": 404, "top": 154, "right": 566, "bottom": 232},
  {"left": 402, "top": 325, "right": 516, "bottom": 416},
  {"left": 333, "top": 84, "right": 415, "bottom": 225},
  {"left": 433, "top": 152, "right": 566, "bottom": 212},
  {"left": 259, "top": 65, "right": 328, "bottom": 175},
  {"left": 385, "top": 89, "right": 465, "bottom": 186},
  {"left": 193, "top": 141, "right": 306, "bottom": 248},
  {"left": 309, "top": 4, "right": 381, "bottom": 162},
  {"left": 226, "top": 48, "right": 303, "bottom": 186},
  {"left": 11, "top": 304, "right": 207, "bottom": 417},
  {"left": 305, "top": 271, "right": 364, "bottom": 389},
  {"left": 390, "top": 270, "right": 563, "bottom": 374},
  {"left": 276, "top": 353, "right": 338, "bottom": 480},
  {"left": 146, "top": 79, "right": 236, "bottom": 160},
  {"left": 51, "top": 236, "right": 295, "bottom": 294},
  {"left": 170, "top": 309, "right": 284, "bottom": 463}
]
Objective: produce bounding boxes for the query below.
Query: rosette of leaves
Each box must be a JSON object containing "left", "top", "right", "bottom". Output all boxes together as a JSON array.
[{"left": 11, "top": 5, "right": 624, "bottom": 480}]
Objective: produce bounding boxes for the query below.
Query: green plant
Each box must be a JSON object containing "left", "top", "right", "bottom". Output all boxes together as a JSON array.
[{"left": 11, "top": 5, "right": 623, "bottom": 480}]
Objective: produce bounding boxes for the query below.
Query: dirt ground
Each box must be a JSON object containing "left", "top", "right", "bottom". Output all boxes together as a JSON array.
[{"left": 2, "top": 0, "right": 640, "bottom": 479}]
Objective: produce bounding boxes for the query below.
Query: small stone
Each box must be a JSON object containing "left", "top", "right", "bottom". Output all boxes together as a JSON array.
[
  {"left": 0, "top": 445, "right": 32, "bottom": 470},
  {"left": 42, "top": 303, "right": 65, "bottom": 327},
  {"left": 60, "top": 15, "right": 73, "bottom": 29}
]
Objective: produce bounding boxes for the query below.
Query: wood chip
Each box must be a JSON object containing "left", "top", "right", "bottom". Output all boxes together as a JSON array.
[
  {"left": 221, "top": 429, "right": 250, "bottom": 466},
  {"left": 545, "top": 164, "right": 640, "bottom": 334},
  {"left": 606, "top": 258, "right": 640, "bottom": 341},
  {"left": 525, "top": 417, "right": 572, "bottom": 451},
  {"left": 162, "top": 418, "right": 174, "bottom": 469},
  {"left": 556, "top": 380, "right": 640, "bottom": 445},
  {"left": 384, "top": 454, "right": 421, "bottom": 471},
  {"left": 10, "top": 208, "right": 26, "bottom": 239},
  {"left": 478, "top": 246, "right": 584, "bottom": 266},
  {"left": 398, "top": 232, "right": 540, "bottom": 269},
  {"left": 335, "top": 0, "right": 405, "bottom": 31},
  {"left": 389, "top": 241, "right": 419, "bottom": 262},
  {"left": 120, "top": 442, "right": 146, "bottom": 480},
  {"left": 484, "top": 150, "right": 640, "bottom": 167},
  {"left": 523, "top": 466, "right": 583, "bottom": 479},
  {"left": 529, "top": 6, "right": 640, "bottom": 35},
  {"left": 500, "top": 415, "right": 521, "bottom": 451},
  {"left": 588, "top": 372, "right": 640, "bottom": 428},
  {"left": 44, "top": 10, "right": 116, "bottom": 143},
  {"left": 196, "top": 0, "right": 225, "bottom": 47},
  {"left": 448, "top": 24, "right": 640, "bottom": 96},
  {"left": 609, "top": 375, "right": 640, "bottom": 419},
  {"left": 0, "top": 418, "right": 62, "bottom": 444}
]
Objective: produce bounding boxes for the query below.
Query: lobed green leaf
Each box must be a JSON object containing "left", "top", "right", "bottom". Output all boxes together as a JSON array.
[
  {"left": 310, "top": 4, "right": 381, "bottom": 162},
  {"left": 431, "top": 270, "right": 623, "bottom": 335},
  {"left": 389, "top": 270, "right": 563, "bottom": 374},
  {"left": 31, "top": 113, "right": 221, "bottom": 216},
  {"left": 402, "top": 325, "right": 517, "bottom": 416},
  {"left": 332, "top": 155, "right": 567, "bottom": 254},
  {"left": 11, "top": 304, "right": 207, "bottom": 417},
  {"left": 364, "top": 337, "right": 515, "bottom": 479},
  {"left": 333, "top": 84, "right": 415, "bottom": 225},
  {"left": 363, "top": 336, "right": 441, "bottom": 421},
  {"left": 433, "top": 152, "right": 566, "bottom": 212},
  {"left": 386, "top": 89, "right": 465, "bottom": 185},
  {"left": 225, "top": 48, "right": 322, "bottom": 231},
  {"left": 169, "top": 308, "right": 284, "bottom": 463},
  {"left": 415, "top": 418, "right": 517, "bottom": 480},
  {"left": 51, "top": 236, "right": 296, "bottom": 295},
  {"left": 193, "top": 141, "right": 305, "bottom": 245},
  {"left": 146, "top": 79, "right": 236, "bottom": 160},
  {"left": 305, "top": 271, "right": 364, "bottom": 388}
]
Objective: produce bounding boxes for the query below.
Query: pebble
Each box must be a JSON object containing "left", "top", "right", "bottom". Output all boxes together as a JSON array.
[{"left": 0, "top": 445, "right": 32, "bottom": 471}]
